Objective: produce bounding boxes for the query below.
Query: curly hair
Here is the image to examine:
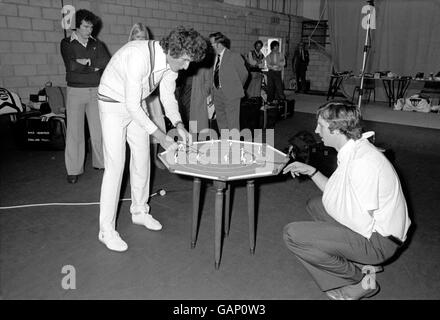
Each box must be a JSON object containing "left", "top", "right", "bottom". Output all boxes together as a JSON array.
[
  {"left": 160, "top": 26, "right": 207, "bottom": 62},
  {"left": 75, "top": 9, "right": 97, "bottom": 28},
  {"left": 316, "top": 100, "right": 363, "bottom": 140}
]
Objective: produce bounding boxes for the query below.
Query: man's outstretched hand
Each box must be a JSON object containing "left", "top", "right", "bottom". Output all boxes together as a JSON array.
[
  {"left": 176, "top": 122, "right": 193, "bottom": 146},
  {"left": 283, "top": 161, "right": 315, "bottom": 178},
  {"left": 154, "top": 129, "right": 178, "bottom": 152}
]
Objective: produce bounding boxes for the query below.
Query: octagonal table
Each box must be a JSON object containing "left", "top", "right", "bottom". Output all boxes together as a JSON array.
[{"left": 159, "top": 139, "right": 289, "bottom": 269}]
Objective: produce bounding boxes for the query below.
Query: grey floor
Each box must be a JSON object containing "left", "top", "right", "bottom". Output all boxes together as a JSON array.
[{"left": 1, "top": 95, "right": 440, "bottom": 300}]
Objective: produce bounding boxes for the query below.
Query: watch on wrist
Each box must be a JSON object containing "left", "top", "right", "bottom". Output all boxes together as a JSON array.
[{"left": 309, "top": 168, "right": 318, "bottom": 178}]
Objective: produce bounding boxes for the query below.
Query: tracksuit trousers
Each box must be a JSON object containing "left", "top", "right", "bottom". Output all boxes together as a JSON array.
[{"left": 98, "top": 100, "right": 151, "bottom": 232}]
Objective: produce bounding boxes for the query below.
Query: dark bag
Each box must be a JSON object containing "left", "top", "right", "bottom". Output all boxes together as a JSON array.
[
  {"left": 240, "top": 97, "right": 262, "bottom": 131},
  {"left": 287, "top": 130, "right": 337, "bottom": 177},
  {"left": 45, "top": 85, "right": 66, "bottom": 115},
  {"left": 15, "top": 113, "right": 66, "bottom": 150},
  {"left": 287, "top": 130, "right": 318, "bottom": 163},
  {"left": 0, "top": 87, "right": 24, "bottom": 116}
]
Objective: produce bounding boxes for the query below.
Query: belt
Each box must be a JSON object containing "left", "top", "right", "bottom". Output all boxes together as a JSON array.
[
  {"left": 98, "top": 93, "right": 120, "bottom": 103},
  {"left": 387, "top": 235, "right": 403, "bottom": 247}
]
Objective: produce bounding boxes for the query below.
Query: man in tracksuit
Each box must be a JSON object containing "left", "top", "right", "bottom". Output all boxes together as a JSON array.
[{"left": 97, "top": 26, "right": 207, "bottom": 252}]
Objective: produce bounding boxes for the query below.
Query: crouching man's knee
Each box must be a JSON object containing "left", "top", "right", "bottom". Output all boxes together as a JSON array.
[{"left": 283, "top": 222, "right": 304, "bottom": 251}]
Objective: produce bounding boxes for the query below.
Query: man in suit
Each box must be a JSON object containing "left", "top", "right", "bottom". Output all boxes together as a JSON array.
[
  {"left": 209, "top": 32, "right": 248, "bottom": 132},
  {"left": 292, "top": 42, "right": 310, "bottom": 93}
]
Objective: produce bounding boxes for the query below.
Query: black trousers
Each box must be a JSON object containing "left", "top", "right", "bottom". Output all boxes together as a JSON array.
[
  {"left": 296, "top": 69, "right": 307, "bottom": 92},
  {"left": 267, "top": 70, "right": 285, "bottom": 102}
]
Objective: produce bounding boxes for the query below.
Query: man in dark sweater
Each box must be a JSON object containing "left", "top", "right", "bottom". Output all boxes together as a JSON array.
[{"left": 60, "top": 9, "right": 110, "bottom": 184}]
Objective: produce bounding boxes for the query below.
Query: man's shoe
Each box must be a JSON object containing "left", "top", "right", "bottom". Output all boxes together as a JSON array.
[
  {"left": 132, "top": 212, "right": 162, "bottom": 231},
  {"left": 67, "top": 175, "right": 78, "bottom": 184},
  {"left": 326, "top": 282, "right": 380, "bottom": 300},
  {"left": 98, "top": 230, "right": 128, "bottom": 252}
]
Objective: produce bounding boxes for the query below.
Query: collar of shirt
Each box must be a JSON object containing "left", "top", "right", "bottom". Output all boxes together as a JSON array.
[
  {"left": 70, "top": 31, "right": 95, "bottom": 48},
  {"left": 337, "top": 132, "right": 373, "bottom": 164},
  {"left": 148, "top": 40, "right": 172, "bottom": 88},
  {"left": 217, "top": 48, "right": 226, "bottom": 63},
  {"left": 337, "top": 139, "right": 355, "bottom": 164},
  {"left": 150, "top": 41, "right": 170, "bottom": 73}
]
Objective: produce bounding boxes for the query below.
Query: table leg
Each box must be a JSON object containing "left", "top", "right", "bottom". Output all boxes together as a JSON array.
[
  {"left": 382, "top": 79, "right": 393, "bottom": 108},
  {"left": 214, "top": 180, "right": 226, "bottom": 269},
  {"left": 191, "top": 177, "right": 202, "bottom": 249},
  {"left": 247, "top": 180, "right": 255, "bottom": 254},
  {"left": 327, "top": 76, "right": 343, "bottom": 100},
  {"left": 397, "top": 79, "right": 411, "bottom": 100},
  {"left": 263, "top": 105, "right": 267, "bottom": 129},
  {"left": 224, "top": 183, "right": 231, "bottom": 236}
]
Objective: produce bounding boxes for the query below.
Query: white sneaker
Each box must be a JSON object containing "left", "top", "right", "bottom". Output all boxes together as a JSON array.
[
  {"left": 98, "top": 230, "right": 128, "bottom": 252},
  {"left": 132, "top": 212, "right": 162, "bottom": 231}
]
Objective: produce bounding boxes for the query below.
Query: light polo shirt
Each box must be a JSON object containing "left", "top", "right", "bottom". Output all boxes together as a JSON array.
[
  {"left": 322, "top": 134, "right": 411, "bottom": 241},
  {"left": 266, "top": 51, "right": 285, "bottom": 71},
  {"left": 99, "top": 40, "right": 182, "bottom": 134},
  {"left": 70, "top": 31, "right": 94, "bottom": 47}
]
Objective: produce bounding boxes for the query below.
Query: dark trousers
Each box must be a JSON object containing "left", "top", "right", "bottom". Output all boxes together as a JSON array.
[
  {"left": 283, "top": 196, "right": 400, "bottom": 291},
  {"left": 296, "top": 68, "right": 307, "bottom": 92},
  {"left": 267, "top": 70, "right": 285, "bottom": 103},
  {"left": 212, "top": 87, "right": 240, "bottom": 131}
]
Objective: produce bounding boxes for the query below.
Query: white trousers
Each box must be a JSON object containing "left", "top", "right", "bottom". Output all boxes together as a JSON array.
[{"left": 98, "top": 100, "right": 151, "bottom": 232}]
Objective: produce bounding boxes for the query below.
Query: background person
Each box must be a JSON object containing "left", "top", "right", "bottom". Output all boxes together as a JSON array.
[
  {"left": 209, "top": 32, "right": 248, "bottom": 131},
  {"left": 283, "top": 100, "right": 411, "bottom": 300},
  {"left": 265, "top": 40, "right": 285, "bottom": 105},
  {"left": 188, "top": 50, "right": 215, "bottom": 139},
  {"left": 292, "top": 42, "right": 309, "bottom": 93},
  {"left": 246, "top": 40, "right": 265, "bottom": 98},
  {"left": 60, "top": 9, "right": 110, "bottom": 184},
  {"left": 127, "top": 22, "right": 147, "bottom": 41},
  {"left": 97, "top": 26, "right": 207, "bottom": 252}
]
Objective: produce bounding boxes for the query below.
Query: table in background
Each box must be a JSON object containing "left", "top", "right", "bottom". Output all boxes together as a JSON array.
[
  {"left": 326, "top": 75, "right": 412, "bottom": 107},
  {"left": 326, "top": 74, "right": 347, "bottom": 100},
  {"left": 381, "top": 77, "right": 412, "bottom": 107}
]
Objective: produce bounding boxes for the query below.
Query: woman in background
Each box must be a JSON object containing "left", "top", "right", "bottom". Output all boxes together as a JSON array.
[
  {"left": 246, "top": 40, "right": 265, "bottom": 98},
  {"left": 128, "top": 22, "right": 148, "bottom": 41},
  {"left": 128, "top": 23, "right": 166, "bottom": 169},
  {"left": 265, "top": 40, "right": 285, "bottom": 105}
]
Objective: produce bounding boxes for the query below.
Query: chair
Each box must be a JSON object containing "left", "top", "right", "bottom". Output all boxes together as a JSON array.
[{"left": 352, "top": 78, "right": 376, "bottom": 103}]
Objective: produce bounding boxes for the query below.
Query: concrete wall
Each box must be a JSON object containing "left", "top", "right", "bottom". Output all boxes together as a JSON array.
[
  {"left": 0, "top": 0, "right": 315, "bottom": 104},
  {"left": 307, "top": 47, "right": 332, "bottom": 92}
]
